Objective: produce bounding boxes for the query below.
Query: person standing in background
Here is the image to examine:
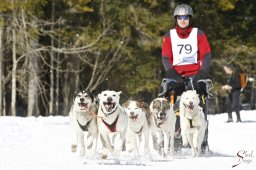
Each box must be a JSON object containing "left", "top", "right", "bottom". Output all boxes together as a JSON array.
[{"left": 222, "top": 64, "right": 242, "bottom": 123}]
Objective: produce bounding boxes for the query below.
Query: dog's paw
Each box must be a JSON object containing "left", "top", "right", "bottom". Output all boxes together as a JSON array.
[
  {"left": 182, "top": 141, "right": 188, "bottom": 147},
  {"left": 80, "top": 149, "right": 85, "bottom": 157},
  {"left": 144, "top": 147, "right": 150, "bottom": 155},
  {"left": 101, "top": 154, "right": 108, "bottom": 159},
  {"left": 71, "top": 144, "right": 77, "bottom": 152},
  {"left": 175, "top": 131, "right": 181, "bottom": 138},
  {"left": 182, "top": 136, "right": 189, "bottom": 147},
  {"left": 169, "top": 148, "right": 175, "bottom": 156},
  {"left": 191, "top": 147, "right": 199, "bottom": 157},
  {"left": 86, "top": 150, "right": 96, "bottom": 159}
]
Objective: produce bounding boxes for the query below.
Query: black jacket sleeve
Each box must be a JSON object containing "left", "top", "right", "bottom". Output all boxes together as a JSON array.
[{"left": 228, "top": 71, "right": 241, "bottom": 91}]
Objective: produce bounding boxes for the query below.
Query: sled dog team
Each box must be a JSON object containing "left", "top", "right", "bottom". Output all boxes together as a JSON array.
[{"left": 69, "top": 90, "right": 207, "bottom": 159}]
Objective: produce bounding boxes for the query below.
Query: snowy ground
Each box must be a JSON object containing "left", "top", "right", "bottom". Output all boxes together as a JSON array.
[{"left": 0, "top": 110, "right": 256, "bottom": 170}]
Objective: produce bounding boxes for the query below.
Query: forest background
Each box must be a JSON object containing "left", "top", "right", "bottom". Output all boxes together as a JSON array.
[{"left": 0, "top": 0, "right": 255, "bottom": 117}]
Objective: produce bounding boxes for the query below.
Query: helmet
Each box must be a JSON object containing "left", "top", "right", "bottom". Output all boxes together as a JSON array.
[{"left": 174, "top": 4, "right": 193, "bottom": 17}]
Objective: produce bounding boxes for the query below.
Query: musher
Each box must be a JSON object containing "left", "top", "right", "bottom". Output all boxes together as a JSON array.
[{"left": 158, "top": 4, "right": 212, "bottom": 153}]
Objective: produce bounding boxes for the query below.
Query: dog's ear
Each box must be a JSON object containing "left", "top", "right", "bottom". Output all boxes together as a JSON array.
[
  {"left": 87, "top": 91, "right": 94, "bottom": 103},
  {"left": 150, "top": 100, "right": 159, "bottom": 111},
  {"left": 152, "top": 100, "right": 159, "bottom": 109},
  {"left": 163, "top": 100, "right": 170, "bottom": 110},
  {"left": 149, "top": 100, "right": 154, "bottom": 111},
  {"left": 97, "top": 92, "right": 102, "bottom": 100},
  {"left": 180, "top": 91, "right": 186, "bottom": 102},
  {"left": 117, "top": 91, "right": 122, "bottom": 96},
  {"left": 122, "top": 101, "right": 130, "bottom": 108},
  {"left": 73, "top": 92, "right": 78, "bottom": 101},
  {"left": 141, "top": 101, "right": 149, "bottom": 110}
]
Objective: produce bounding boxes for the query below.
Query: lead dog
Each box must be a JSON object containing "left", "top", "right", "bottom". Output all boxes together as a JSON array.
[
  {"left": 123, "top": 100, "right": 151, "bottom": 157},
  {"left": 179, "top": 90, "right": 207, "bottom": 156},
  {"left": 69, "top": 90, "right": 98, "bottom": 158},
  {"left": 150, "top": 98, "right": 176, "bottom": 157},
  {"left": 97, "top": 90, "right": 128, "bottom": 159}
]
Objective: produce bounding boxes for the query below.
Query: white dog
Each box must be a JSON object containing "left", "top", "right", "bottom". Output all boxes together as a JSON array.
[
  {"left": 179, "top": 90, "right": 207, "bottom": 157},
  {"left": 69, "top": 90, "right": 98, "bottom": 158},
  {"left": 150, "top": 98, "right": 176, "bottom": 157},
  {"left": 97, "top": 90, "right": 128, "bottom": 159},
  {"left": 123, "top": 100, "right": 151, "bottom": 157}
]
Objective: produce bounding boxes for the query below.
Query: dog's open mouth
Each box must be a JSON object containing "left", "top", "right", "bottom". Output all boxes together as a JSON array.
[
  {"left": 103, "top": 102, "right": 116, "bottom": 112},
  {"left": 78, "top": 103, "right": 88, "bottom": 110},
  {"left": 184, "top": 104, "right": 194, "bottom": 110},
  {"left": 129, "top": 115, "right": 138, "bottom": 121},
  {"left": 158, "top": 116, "right": 166, "bottom": 121}
]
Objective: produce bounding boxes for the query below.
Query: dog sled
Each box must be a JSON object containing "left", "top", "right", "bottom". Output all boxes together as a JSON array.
[{"left": 158, "top": 77, "right": 213, "bottom": 154}]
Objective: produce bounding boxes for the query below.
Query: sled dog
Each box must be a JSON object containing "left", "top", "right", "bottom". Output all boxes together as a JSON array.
[
  {"left": 97, "top": 90, "right": 128, "bottom": 159},
  {"left": 123, "top": 100, "right": 151, "bottom": 157},
  {"left": 150, "top": 98, "right": 176, "bottom": 157},
  {"left": 69, "top": 90, "right": 98, "bottom": 158},
  {"left": 179, "top": 90, "right": 207, "bottom": 156}
]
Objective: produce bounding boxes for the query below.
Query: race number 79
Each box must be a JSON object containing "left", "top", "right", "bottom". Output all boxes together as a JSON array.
[{"left": 177, "top": 44, "right": 192, "bottom": 54}]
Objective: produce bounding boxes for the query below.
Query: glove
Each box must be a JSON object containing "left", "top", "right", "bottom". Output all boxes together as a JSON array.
[
  {"left": 166, "top": 69, "right": 183, "bottom": 82},
  {"left": 194, "top": 70, "right": 210, "bottom": 82}
]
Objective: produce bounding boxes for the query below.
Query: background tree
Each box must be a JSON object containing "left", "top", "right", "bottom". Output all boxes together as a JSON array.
[{"left": 0, "top": 0, "right": 255, "bottom": 116}]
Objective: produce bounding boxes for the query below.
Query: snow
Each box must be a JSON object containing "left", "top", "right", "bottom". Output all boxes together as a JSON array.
[{"left": 0, "top": 110, "right": 256, "bottom": 170}]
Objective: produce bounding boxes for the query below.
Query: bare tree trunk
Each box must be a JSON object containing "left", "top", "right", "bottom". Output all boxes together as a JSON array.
[
  {"left": 11, "top": 29, "right": 17, "bottom": 116},
  {"left": 0, "top": 18, "right": 3, "bottom": 116},
  {"left": 63, "top": 69, "right": 70, "bottom": 116},
  {"left": 27, "top": 55, "right": 39, "bottom": 117},
  {"left": 49, "top": 0, "right": 55, "bottom": 115},
  {"left": 55, "top": 55, "right": 60, "bottom": 115},
  {"left": 55, "top": 21, "right": 61, "bottom": 115},
  {"left": 21, "top": 10, "right": 39, "bottom": 117}
]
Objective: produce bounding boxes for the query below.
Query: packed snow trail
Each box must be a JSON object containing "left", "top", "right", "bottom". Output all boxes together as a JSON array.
[{"left": 0, "top": 110, "right": 256, "bottom": 170}]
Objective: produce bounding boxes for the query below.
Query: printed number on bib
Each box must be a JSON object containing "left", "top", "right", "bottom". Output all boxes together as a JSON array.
[{"left": 177, "top": 44, "right": 192, "bottom": 54}]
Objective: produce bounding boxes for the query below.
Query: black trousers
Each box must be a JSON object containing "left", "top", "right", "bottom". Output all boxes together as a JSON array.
[
  {"left": 168, "top": 80, "right": 207, "bottom": 97},
  {"left": 226, "top": 90, "right": 241, "bottom": 119}
]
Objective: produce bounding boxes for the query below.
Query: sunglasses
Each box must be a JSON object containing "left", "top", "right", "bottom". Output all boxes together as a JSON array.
[{"left": 177, "top": 15, "right": 189, "bottom": 20}]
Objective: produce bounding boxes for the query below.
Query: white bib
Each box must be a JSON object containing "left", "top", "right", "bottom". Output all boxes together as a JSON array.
[{"left": 170, "top": 28, "right": 198, "bottom": 66}]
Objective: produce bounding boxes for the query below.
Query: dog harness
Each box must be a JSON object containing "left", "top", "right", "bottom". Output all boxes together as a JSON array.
[
  {"left": 102, "top": 115, "right": 119, "bottom": 132},
  {"left": 77, "top": 119, "right": 92, "bottom": 131},
  {"left": 187, "top": 118, "right": 195, "bottom": 128},
  {"left": 133, "top": 126, "right": 143, "bottom": 134}
]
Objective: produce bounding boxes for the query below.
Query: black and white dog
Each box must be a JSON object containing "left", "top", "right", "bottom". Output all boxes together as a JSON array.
[{"left": 69, "top": 90, "right": 98, "bottom": 158}]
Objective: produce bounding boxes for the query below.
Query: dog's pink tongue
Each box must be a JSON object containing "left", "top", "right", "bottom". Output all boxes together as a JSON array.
[
  {"left": 79, "top": 103, "right": 87, "bottom": 110},
  {"left": 105, "top": 104, "right": 113, "bottom": 111}
]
